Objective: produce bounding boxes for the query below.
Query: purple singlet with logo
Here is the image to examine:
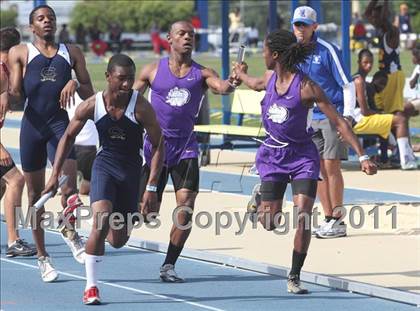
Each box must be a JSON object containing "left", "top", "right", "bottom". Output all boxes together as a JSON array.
[
  {"left": 256, "top": 72, "right": 320, "bottom": 182},
  {"left": 144, "top": 58, "right": 206, "bottom": 167}
]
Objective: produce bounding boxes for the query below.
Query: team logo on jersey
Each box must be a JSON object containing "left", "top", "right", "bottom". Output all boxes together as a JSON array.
[
  {"left": 108, "top": 127, "right": 126, "bottom": 140},
  {"left": 165, "top": 87, "right": 191, "bottom": 107},
  {"left": 267, "top": 104, "right": 289, "bottom": 124},
  {"left": 40, "top": 66, "right": 57, "bottom": 82},
  {"left": 312, "top": 55, "right": 321, "bottom": 64}
]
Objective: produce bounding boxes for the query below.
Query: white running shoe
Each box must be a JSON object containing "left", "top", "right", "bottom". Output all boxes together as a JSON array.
[
  {"left": 287, "top": 274, "right": 308, "bottom": 294},
  {"left": 160, "top": 264, "right": 185, "bottom": 283},
  {"left": 312, "top": 219, "right": 329, "bottom": 236},
  {"left": 60, "top": 194, "right": 86, "bottom": 264},
  {"left": 401, "top": 160, "right": 418, "bottom": 170},
  {"left": 316, "top": 219, "right": 347, "bottom": 239},
  {"left": 38, "top": 256, "right": 59, "bottom": 282},
  {"left": 248, "top": 164, "right": 259, "bottom": 176},
  {"left": 61, "top": 227, "right": 85, "bottom": 264}
]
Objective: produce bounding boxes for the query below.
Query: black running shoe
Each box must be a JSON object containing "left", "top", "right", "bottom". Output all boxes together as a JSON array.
[{"left": 6, "top": 239, "right": 37, "bottom": 257}]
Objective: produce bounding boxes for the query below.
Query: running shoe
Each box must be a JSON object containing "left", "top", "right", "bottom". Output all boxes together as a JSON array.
[
  {"left": 247, "top": 183, "right": 261, "bottom": 223},
  {"left": 83, "top": 286, "right": 101, "bottom": 305},
  {"left": 160, "top": 264, "right": 184, "bottom": 283},
  {"left": 401, "top": 160, "right": 417, "bottom": 170},
  {"left": 312, "top": 218, "right": 329, "bottom": 236},
  {"left": 38, "top": 256, "right": 59, "bottom": 282},
  {"left": 60, "top": 193, "right": 83, "bottom": 227},
  {"left": 61, "top": 226, "right": 85, "bottom": 264},
  {"left": 6, "top": 239, "right": 37, "bottom": 257},
  {"left": 287, "top": 274, "right": 308, "bottom": 294},
  {"left": 60, "top": 194, "right": 86, "bottom": 264},
  {"left": 316, "top": 219, "right": 347, "bottom": 239}
]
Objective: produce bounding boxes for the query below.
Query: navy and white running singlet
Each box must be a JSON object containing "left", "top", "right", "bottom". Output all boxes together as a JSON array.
[
  {"left": 20, "top": 43, "right": 76, "bottom": 172},
  {"left": 90, "top": 91, "right": 144, "bottom": 217}
]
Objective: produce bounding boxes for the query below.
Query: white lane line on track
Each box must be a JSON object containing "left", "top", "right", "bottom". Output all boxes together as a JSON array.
[{"left": 1, "top": 258, "right": 225, "bottom": 311}]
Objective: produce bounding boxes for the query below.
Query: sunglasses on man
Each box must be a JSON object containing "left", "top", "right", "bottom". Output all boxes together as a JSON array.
[{"left": 293, "top": 22, "right": 311, "bottom": 27}]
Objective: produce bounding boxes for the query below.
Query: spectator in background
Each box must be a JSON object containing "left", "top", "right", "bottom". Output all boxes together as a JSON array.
[
  {"left": 58, "top": 24, "right": 71, "bottom": 43},
  {"left": 404, "top": 43, "right": 420, "bottom": 126},
  {"left": 76, "top": 23, "right": 87, "bottom": 52},
  {"left": 266, "top": 12, "right": 285, "bottom": 33},
  {"left": 191, "top": 12, "right": 202, "bottom": 51},
  {"left": 229, "top": 7, "right": 243, "bottom": 33},
  {"left": 407, "top": 44, "right": 420, "bottom": 112},
  {"left": 394, "top": 3, "right": 411, "bottom": 34},
  {"left": 150, "top": 22, "right": 170, "bottom": 57},
  {"left": 352, "top": 49, "right": 417, "bottom": 170},
  {"left": 408, "top": 44, "right": 420, "bottom": 152},
  {"left": 246, "top": 23, "right": 259, "bottom": 47},
  {"left": 89, "top": 23, "right": 107, "bottom": 58},
  {"left": 109, "top": 22, "right": 122, "bottom": 54},
  {"left": 351, "top": 12, "right": 367, "bottom": 50},
  {"left": 365, "top": 2, "right": 405, "bottom": 114},
  {"left": 394, "top": 3, "right": 415, "bottom": 49},
  {"left": 89, "top": 22, "right": 101, "bottom": 42}
]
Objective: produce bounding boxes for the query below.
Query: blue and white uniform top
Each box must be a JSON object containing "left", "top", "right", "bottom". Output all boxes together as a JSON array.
[
  {"left": 378, "top": 31, "right": 401, "bottom": 74},
  {"left": 23, "top": 43, "right": 72, "bottom": 122},
  {"left": 93, "top": 90, "right": 144, "bottom": 163},
  {"left": 298, "top": 34, "right": 352, "bottom": 120}
]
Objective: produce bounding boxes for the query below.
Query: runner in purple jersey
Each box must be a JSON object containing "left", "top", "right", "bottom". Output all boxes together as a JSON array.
[
  {"left": 233, "top": 29, "right": 377, "bottom": 294},
  {"left": 133, "top": 21, "right": 240, "bottom": 282}
]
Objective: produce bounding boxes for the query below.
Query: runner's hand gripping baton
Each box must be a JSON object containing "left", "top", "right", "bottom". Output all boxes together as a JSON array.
[{"left": 34, "top": 175, "right": 68, "bottom": 210}]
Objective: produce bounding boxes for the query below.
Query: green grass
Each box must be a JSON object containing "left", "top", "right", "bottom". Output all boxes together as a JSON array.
[{"left": 86, "top": 50, "right": 419, "bottom": 128}]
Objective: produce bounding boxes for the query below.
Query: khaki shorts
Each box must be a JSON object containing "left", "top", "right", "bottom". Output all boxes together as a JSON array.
[{"left": 312, "top": 119, "right": 348, "bottom": 160}]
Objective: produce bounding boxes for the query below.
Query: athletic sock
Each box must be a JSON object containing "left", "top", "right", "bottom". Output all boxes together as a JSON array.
[
  {"left": 163, "top": 242, "right": 183, "bottom": 266},
  {"left": 85, "top": 254, "right": 102, "bottom": 290},
  {"left": 290, "top": 250, "right": 307, "bottom": 276},
  {"left": 325, "top": 216, "right": 333, "bottom": 222},
  {"left": 397, "top": 137, "right": 415, "bottom": 164}
]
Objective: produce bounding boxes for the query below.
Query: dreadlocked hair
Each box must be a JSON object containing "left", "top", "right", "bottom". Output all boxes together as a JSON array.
[{"left": 266, "top": 29, "right": 314, "bottom": 73}]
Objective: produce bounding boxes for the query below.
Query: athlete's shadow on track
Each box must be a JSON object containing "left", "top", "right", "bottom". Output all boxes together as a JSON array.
[
  {"left": 102, "top": 274, "right": 279, "bottom": 284},
  {"left": 97, "top": 292, "right": 370, "bottom": 305}
]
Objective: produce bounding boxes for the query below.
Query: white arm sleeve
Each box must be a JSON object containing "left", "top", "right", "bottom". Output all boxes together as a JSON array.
[
  {"left": 409, "top": 64, "right": 420, "bottom": 80},
  {"left": 343, "top": 81, "right": 356, "bottom": 118}
]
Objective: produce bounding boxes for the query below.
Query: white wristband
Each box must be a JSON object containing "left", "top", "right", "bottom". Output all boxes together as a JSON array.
[
  {"left": 359, "top": 155, "right": 370, "bottom": 163},
  {"left": 73, "top": 79, "right": 80, "bottom": 89},
  {"left": 227, "top": 80, "right": 237, "bottom": 89},
  {"left": 146, "top": 184, "right": 157, "bottom": 192}
]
